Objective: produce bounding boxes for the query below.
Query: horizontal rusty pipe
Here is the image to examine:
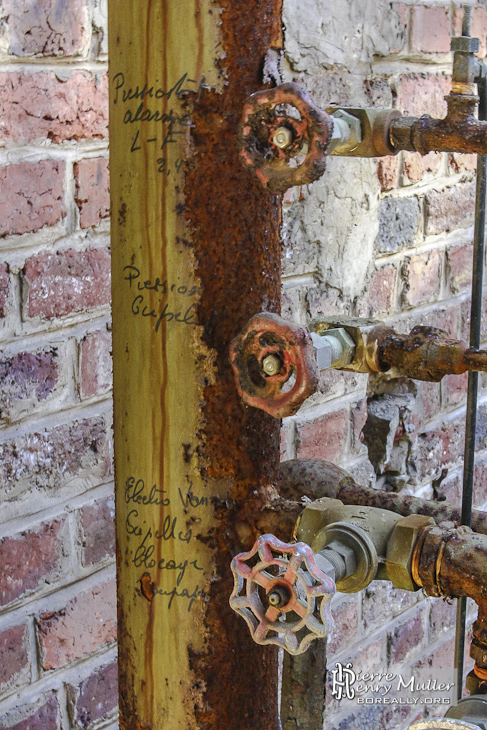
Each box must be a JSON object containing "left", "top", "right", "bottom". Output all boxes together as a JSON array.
[
  {"left": 389, "top": 94, "right": 487, "bottom": 155},
  {"left": 278, "top": 459, "right": 487, "bottom": 536}
]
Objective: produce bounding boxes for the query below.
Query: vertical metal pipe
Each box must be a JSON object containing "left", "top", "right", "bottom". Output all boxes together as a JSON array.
[
  {"left": 108, "top": 3, "right": 283, "bottom": 728},
  {"left": 455, "top": 71, "right": 487, "bottom": 701},
  {"left": 462, "top": 5, "right": 473, "bottom": 37}
]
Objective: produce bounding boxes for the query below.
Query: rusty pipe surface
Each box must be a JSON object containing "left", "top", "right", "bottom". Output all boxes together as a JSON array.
[
  {"left": 278, "top": 459, "right": 487, "bottom": 536},
  {"left": 389, "top": 95, "right": 487, "bottom": 155},
  {"left": 415, "top": 524, "right": 487, "bottom": 667}
]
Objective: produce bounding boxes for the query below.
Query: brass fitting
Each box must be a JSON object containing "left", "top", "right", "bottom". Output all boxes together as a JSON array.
[
  {"left": 386, "top": 514, "right": 435, "bottom": 591},
  {"left": 310, "top": 316, "right": 390, "bottom": 374},
  {"left": 326, "top": 106, "right": 401, "bottom": 158}
]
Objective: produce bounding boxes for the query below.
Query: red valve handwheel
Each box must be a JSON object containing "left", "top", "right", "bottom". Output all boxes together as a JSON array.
[
  {"left": 229, "top": 312, "right": 319, "bottom": 418},
  {"left": 229, "top": 534, "right": 335, "bottom": 656},
  {"left": 238, "top": 83, "right": 334, "bottom": 192}
]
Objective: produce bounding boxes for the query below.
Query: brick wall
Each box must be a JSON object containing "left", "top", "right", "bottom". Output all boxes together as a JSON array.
[
  {"left": 1, "top": 0, "right": 487, "bottom": 728},
  {"left": 281, "top": 0, "right": 487, "bottom": 727},
  {"left": 0, "top": 0, "right": 117, "bottom": 728}
]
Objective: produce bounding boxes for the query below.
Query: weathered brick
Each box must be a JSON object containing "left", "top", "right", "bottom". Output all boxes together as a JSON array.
[
  {"left": 79, "top": 329, "right": 112, "bottom": 399},
  {"left": 327, "top": 595, "right": 359, "bottom": 656},
  {"left": 80, "top": 498, "right": 115, "bottom": 566},
  {"left": 410, "top": 6, "right": 451, "bottom": 54},
  {"left": 429, "top": 598, "right": 456, "bottom": 643},
  {"left": 0, "top": 520, "right": 65, "bottom": 606},
  {"left": 0, "top": 624, "right": 30, "bottom": 695},
  {"left": 425, "top": 182, "right": 476, "bottom": 235},
  {"left": 22, "top": 248, "right": 111, "bottom": 321},
  {"left": 0, "top": 695, "right": 59, "bottom": 730},
  {"left": 0, "top": 348, "right": 59, "bottom": 423},
  {"left": 443, "top": 372, "right": 468, "bottom": 408},
  {"left": 357, "top": 265, "right": 396, "bottom": 317},
  {"left": 397, "top": 74, "right": 451, "bottom": 117},
  {"left": 0, "top": 264, "right": 10, "bottom": 319},
  {"left": 306, "top": 285, "right": 347, "bottom": 319},
  {"left": 362, "top": 581, "right": 419, "bottom": 631},
  {"left": 476, "top": 403, "right": 487, "bottom": 452},
  {"left": 377, "top": 157, "right": 399, "bottom": 192},
  {"left": 435, "top": 469, "right": 461, "bottom": 505},
  {"left": 450, "top": 152, "right": 477, "bottom": 173},
  {"left": 402, "top": 250, "right": 442, "bottom": 308},
  {"left": 414, "top": 419, "right": 466, "bottom": 481},
  {"left": 0, "top": 416, "right": 109, "bottom": 503},
  {"left": 37, "top": 580, "right": 116, "bottom": 670},
  {"left": 74, "top": 158, "right": 110, "bottom": 229},
  {"left": 296, "top": 409, "right": 348, "bottom": 462},
  {"left": 474, "top": 452, "right": 487, "bottom": 507},
  {"left": 403, "top": 151, "right": 441, "bottom": 183},
  {"left": 388, "top": 610, "right": 424, "bottom": 664},
  {"left": 67, "top": 661, "right": 118, "bottom": 729},
  {"left": 447, "top": 243, "right": 473, "bottom": 294},
  {"left": 0, "top": 161, "right": 65, "bottom": 237},
  {"left": 412, "top": 637, "right": 456, "bottom": 689},
  {"left": 351, "top": 399, "right": 367, "bottom": 451},
  {"left": 2, "top": 0, "right": 88, "bottom": 57},
  {"left": 0, "top": 72, "right": 108, "bottom": 143},
  {"left": 417, "top": 381, "right": 441, "bottom": 424},
  {"left": 375, "top": 196, "right": 421, "bottom": 254}
]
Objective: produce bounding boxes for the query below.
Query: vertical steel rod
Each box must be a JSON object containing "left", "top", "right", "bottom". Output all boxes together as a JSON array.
[{"left": 455, "top": 68, "right": 487, "bottom": 701}]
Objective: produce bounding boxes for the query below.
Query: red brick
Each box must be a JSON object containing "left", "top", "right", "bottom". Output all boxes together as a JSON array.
[
  {"left": 402, "top": 250, "right": 442, "bottom": 308},
  {"left": 0, "top": 348, "right": 59, "bottom": 422},
  {"left": 0, "top": 264, "right": 10, "bottom": 319},
  {"left": 425, "top": 182, "right": 476, "bottom": 235},
  {"left": 412, "top": 637, "right": 456, "bottom": 685},
  {"left": 403, "top": 151, "right": 441, "bottom": 183},
  {"left": 357, "top": 265, "right": 396, "bottom": 317},
  {"left": 450, "top": 152, "right": 477, "bottom": 173},
  {"left": 306, "top": 285, "right": 346, "bottom": 318},
  {"left": 377, "top": 156, "right": 399, "bottom": 191},
  {"left": 0, "top": 624, "right": 29, "bottom": 695},
  {"left": 410, "top": 6, "right": 451, "bottom": 54},
  {"left": 38, "top": 580, "right": 117, "bottom": 670},
  {"left": 0, "top": 161, "right": 65, "bottom": 237},
  {"left": 296, "top": 409, "right": 348, "bottom": 462},
  {"left": 0, "top": 416, "right": 109, "bottom": 498},
  {"left": 447, "top": 243, "right": 473, "bottom": 294},
  {"left": 429, "top": 598, "right": 456, "bottom": 643},
  {"left": 22, "top": 248, "right": 111, "bottom": 321},
  {"left": 74, "top": 158, "right": 110, "bottom": 228},
  {"left": 0, "top": 520, "right": 65, "bottom": 606},
  {"left": 0, "top": 695, "right": 59, "bottom": 730},
  {"left": 79, "top": 329, "right": 112, "bottom": 399},
  {"left": 80, "top": 498, "right": 115, "bottom": 566},
  {"left": 327, "top": 595, "right": 359, "bottom": 655},
  {"left": 388, "top": 610, "right": 424, "bottom": 664},
  {"left": 476, "top": 403, "right": 487, "bottom": 452},
  {"left": 443, "top": 372, "right": 468, "bottom": 407},
  {"left": 397, "top": 74, "right": 451, "bottom": 117},
  {"left": 335, "top": 705, "right": 412, "bottom": 730},
  {"left": 0, "top": 71, "right": 108, "bottom": 144},
  {"left": 418, "top": 381, "right": 441, "bottom": 423},
  {"left": 2, "top": 0, "right": 88, "bottom": 57},
  {"left": 454, "top": 6, "right": 487, "bottom": 58},
  {"left": 67, "top": 661, "right": 118, "bottom": 729}
]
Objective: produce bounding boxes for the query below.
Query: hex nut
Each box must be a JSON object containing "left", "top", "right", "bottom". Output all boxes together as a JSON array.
[
  {"left": 451, "top": 36, "right": 480, "bottom": 53},
  {"left": 322, "top": 540, "right": 356, "bottom": 577},
  {"left": 310, "top": 328, "right": 356, "bottom": 372},
  {"left": 386, "top": 514, "right": 435, "bottom": 591},
  {"left": 329, "top": 110, "right": 362, "bottom": 154}
]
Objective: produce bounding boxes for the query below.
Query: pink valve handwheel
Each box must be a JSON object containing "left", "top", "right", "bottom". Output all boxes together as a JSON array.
[
  {"left": 229, "top": 534, "right": 335, "bottom": 656},
  {"left": 229, "top": 312, "right": 319, "bottom": 418}
]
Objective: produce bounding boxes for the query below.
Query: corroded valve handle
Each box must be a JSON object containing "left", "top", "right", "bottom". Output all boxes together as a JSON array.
[
  {"left": 238, "top": 82, "right": 334, "bottom": 192},
  {"left": 229, "top": 534, "right": 335, "bottom": 655},
  {"left": 229, "top": 312, "right": 319, "bottom": 418}
]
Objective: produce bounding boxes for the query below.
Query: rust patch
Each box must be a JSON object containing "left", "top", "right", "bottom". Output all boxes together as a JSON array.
[
  {"left": 139, "top": 572, "right": 155, "bottom": 602},
  {"left": 182, "top": 2, "right": 283, "bottom": 729}
]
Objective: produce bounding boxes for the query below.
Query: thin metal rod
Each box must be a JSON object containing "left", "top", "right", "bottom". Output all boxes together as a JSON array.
[
  {"left": 462, "top": 5, "right": 472, "bottom": 37},
  {"left": 455, "top": 72, "right": 487, "bottom": 701}
]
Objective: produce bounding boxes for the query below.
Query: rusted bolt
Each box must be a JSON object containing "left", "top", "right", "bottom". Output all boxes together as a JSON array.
[
  {"left": 267, "top": 585, "right": 291, "bottom": 608},
  {"left": 262, "top": 354, "right": 282, "bottom": 376},
  {"left": 272, "top": 126, "right": 293, "bottom": 149}
]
